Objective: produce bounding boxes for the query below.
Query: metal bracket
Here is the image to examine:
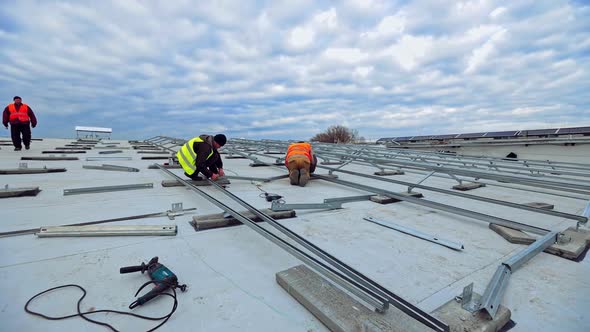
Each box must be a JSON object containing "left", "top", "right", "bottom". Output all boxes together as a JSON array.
[
  {"left": 459, "top": 283, "right": 482, "bottom": 312},
  {"left": 18, "top": 162, "right": 28, "bottom": 169},
  {"left": 167, "top": 202, "right": 185, "bottom": 220}
]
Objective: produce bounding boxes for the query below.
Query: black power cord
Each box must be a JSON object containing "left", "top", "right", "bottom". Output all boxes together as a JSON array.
[{"left": 24, "top": 281, "right": 179, "bottom": 332}]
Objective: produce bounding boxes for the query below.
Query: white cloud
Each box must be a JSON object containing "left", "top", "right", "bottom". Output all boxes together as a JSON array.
[
  {"left": 362, "top": 13, "right": 406, "bottom": 39},
  {"left": 382, "top": 35, "right": 433, "bottom": 71},
  {"left": 490, "top": 7, "right": 506, "bottom": 18},
  {"left": 323, "top": 48, "right": 369, "bottom": 64},
  {"left": 0, "top": 0, "right": 587, "bottom": 140},
  {"left": 465, "top": 28, "right": 507, "bottom": 73},
  {"left": 288, "top": 26, "right": 316, "bottom": 49}
]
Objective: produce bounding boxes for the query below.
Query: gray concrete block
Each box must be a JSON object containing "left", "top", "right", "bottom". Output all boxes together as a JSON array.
[
  {"left": 192, "top": 209, "right": 296, "bottom": 230},
  {"left": 320, "top": 161, "right": 344, "bottom": 165},
  {"left": 370, "top": 192, "right": 424, "bottom": 204},
  {"left": 523, "top": 202, "right": 554, "bottom": 210},
  {"left": 432, "top": 298, "right": 511, "bottom": 332},
  {"left": 0, "top": 186, "right": 41, "bottom": 198},
  {"left": 452, "top": 182, "right": 486, "bottom": 191},
  {"left": 374, "top": 170, "right": 405, "bottom": 176},
  {"left": 311, "top": 174, "right": 338, "bottom": 180},
  {"left": 276, "top": 264, "right": 432, "bottom": 332},
  {"left": 161, "top": 179, "right": 230, "bottom": 187},
  {"left": 489, "top": 224, "right": 590, "bottom": 260},
  {"left": 0, "top": 168, "right": 67, "bottom": 174},
  {"left": 249, "top": 162, "right": 271, "bottom": 167}
]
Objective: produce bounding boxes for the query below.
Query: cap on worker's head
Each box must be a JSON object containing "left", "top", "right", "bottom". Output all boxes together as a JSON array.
[
  {"left": 214, "top": 134, "right": 227, "bottom": 147},
  {"left": 13, "top": 96, "right": 21, "bottom": 101}
]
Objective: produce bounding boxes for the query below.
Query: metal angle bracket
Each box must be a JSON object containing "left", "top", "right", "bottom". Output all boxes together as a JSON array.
[
  {"left": 19, "top": 162, "right": 28, "bottom": 169},
  {"left": 63, "top": 183, "right": 154, "bottom": 195},
  {"left": 167, "top": 202, "right": 186, "bottom": 220},
  {"left": 458, "top": 282, "right": 482, "bottom": 312}
]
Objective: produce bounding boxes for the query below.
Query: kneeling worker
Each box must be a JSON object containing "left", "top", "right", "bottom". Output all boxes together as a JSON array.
[
  {"left": 177, "top": 134, "right": 227, "bottom": 181},
  {"left": 285, "top": 141, "right": 317, "bottom": 186}
]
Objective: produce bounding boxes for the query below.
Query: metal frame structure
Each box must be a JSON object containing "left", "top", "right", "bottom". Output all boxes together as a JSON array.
[{"left": 155, "top": 164, "right": 449, "bottom": 332}]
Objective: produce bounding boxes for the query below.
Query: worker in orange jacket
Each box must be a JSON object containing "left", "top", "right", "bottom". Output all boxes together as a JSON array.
[
  {"left": 3, "top": 96, "right": 38, "bottom": 151},
  {"left": 285, "top": 141, "right": 317, "bottom": 186}
]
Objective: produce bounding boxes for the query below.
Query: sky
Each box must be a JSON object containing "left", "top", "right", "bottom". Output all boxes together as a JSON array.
[{"left": 0, "top": 0, "right": 589, "bottom": 141}]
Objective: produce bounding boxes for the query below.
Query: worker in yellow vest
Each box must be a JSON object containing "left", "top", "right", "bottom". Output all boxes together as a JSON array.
[
  {"left": 176, "top": 134, "right": 226, "bottom": 181},
  {"left": 285, "top": 141, "right": 317, "bottom": 186}
]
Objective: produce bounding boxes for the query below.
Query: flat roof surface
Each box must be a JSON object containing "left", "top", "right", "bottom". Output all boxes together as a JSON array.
[{"left": 1, "top": 138, "right": 589, "bottom": 331}]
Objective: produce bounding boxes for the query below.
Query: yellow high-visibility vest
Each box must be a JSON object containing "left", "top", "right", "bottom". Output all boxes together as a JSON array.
[{"left": 176, "top": 137, "right": 214, "bottom": 176}]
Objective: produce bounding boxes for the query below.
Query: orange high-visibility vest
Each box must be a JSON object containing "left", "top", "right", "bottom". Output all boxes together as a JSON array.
[
  {"left": 7, "top": 103, "right": 30, "bottom": 122},
  {"left": 286, "top": 142, "right": 312, "bottom": 162}
]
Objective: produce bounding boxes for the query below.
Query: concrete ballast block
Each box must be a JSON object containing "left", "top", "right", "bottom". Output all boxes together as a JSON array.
[
  {"left": 277, "top": 264, "right": 434, "bottom": 332},
  {"left": 523, "top": 202, "right": 554, "bottom": 210},
  {"left": 370, "top": 192, "right": 424, "bottom": 204},
  {"left": 432, "top": 298, "right": 511, "bottom": 332},
  {"left": 191, "top": 209, "right": 295, "bottom": 230},
  {"left": 489, "top": 224, "right": 590, "bottom": 260},
  {"left": 452, "top": 182, "right": 486, "bottom": 191},
  {"left": 374, "top": 170, "right": 404, "bottom": 176}
]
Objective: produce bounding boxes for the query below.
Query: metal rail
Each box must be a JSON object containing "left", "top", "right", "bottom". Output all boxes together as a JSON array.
[
  {"left": 317, "top": 166, "right": 588, "bottom": 223},
  {"left": 156, "top": 164, "right": 449, "bottom": 332},
  {"left": 314, "top": 175, "right": 550, "bottom": 235}
]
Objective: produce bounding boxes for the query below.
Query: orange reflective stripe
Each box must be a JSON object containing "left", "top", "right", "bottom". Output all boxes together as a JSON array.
[
  {"left": 286, "top": 143, "right": 312, "bottom": 161},
  {"left": 7, "top": 103, "right": 30, "bottom": 122}
]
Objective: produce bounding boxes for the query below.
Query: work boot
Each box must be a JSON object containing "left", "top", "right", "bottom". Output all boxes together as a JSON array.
[
  {"left": 299, "top": 169, "right": 310, "bottom": 187},
  {"left": 289, "top": 169, "right": 299, "bottom": 185},
  {"left": 25, "top": 145, "right": 30, "bottom": 150},
  {"left": 14, "top": 147, "right": 21, "bottom": 151}
]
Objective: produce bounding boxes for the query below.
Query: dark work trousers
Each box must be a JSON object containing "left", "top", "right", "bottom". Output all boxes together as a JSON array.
[{"left": 10, "top": 123, "right": 31, "bottom": 149}]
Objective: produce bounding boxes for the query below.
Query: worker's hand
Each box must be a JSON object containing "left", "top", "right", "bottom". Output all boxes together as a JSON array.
[
  {"left": 211, "top": 173, "right": 219, "bottom": 181},
  {"left": 218, "top": 168, "right": 225, "bottom": 177},
  {"left": 32, "top": 124, "right": 36, "bottom": 128}
]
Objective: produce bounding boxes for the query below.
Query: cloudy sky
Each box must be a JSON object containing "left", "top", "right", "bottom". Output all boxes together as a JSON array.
[{"left": 0, "top": 0, "right": 589, "bottom": 140}]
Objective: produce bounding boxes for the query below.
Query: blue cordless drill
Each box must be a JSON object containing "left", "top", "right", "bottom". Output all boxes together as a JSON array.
[{"left": 120, "top": 257, "right": 187, "bottom": 309}]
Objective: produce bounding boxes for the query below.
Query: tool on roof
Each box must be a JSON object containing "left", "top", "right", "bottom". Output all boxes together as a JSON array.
[{"left": 120, "top": 257, "right": 187, "bottom": 309}]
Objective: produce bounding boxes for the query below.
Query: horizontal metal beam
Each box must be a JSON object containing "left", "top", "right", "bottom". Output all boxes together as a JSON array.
[
  {"left": 363, "top": 217, "right": 464, "bottom": 251},
  {"left": 318, "top": 166, "right": 588, "bottom": 223},
  {"left": 63, "top": 183, "right": 153, "bottom": 195},
  {"left": 271, "top": 200, "right": 342, "bottom": 211},
  {"left": 315, "top": 175, "right": 550, "bottom": 235},
  {"left": 82, "top": 164, "right": 140, "bottom": 172},
  {"left": 36, "top": 225, "right": 177, "bottom": 237}
]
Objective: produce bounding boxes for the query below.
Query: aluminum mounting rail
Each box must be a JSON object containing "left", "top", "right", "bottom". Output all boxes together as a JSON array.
[
  {"left": 364, "top": 217, "right": 464, "bottom": 251},
  {"left": 314, "top": 175, "right": 550, "bottom": 235},
  {"left": 318, "top": 166, "right": 588, "bottom": 223},
  {"left": 36, "top": 225, "right": 177, "bottom": 237},
  {"left": 63, "top": 183, "right": 153, "bottom": 195},
  {"left": 156, "top": 164, "right": 449, "bottom": 332}
]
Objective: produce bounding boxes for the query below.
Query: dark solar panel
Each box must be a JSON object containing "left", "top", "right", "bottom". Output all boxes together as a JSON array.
[
  {"left": 457, "top": 132, "right": 486, "bottom": 138},
  {"left": 519, "top": 129, "right": 558, "bottom": 136},
  {"left": 485, "top": 131, "right": 519, "bottom": 137},
  {"left": 556, "top": 127, "right": 590, "bottom": 135},
  {"left": 434, "top": 134, "right": 459, "bottom": 139},
  {"left": 411, "top": 135, "right": 434, "bottom": 140}
]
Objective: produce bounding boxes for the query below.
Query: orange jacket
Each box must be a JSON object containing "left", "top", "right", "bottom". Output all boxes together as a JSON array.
[
  {"left": 7, "top": 103, "right": 30, "bottom": 122},
  {"left": 286, "top": 142, "right": 312, "bottom": 162}
]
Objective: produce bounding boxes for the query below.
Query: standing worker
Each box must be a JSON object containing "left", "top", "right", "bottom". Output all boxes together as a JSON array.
[
  {"left": 285, "top": 141, "right": 317, "bottom": 186},
  {"left": 177, "top": 134, "right": 227, "bottom": 181},
  {"left": 3, "top": 96, "right": 37, "bottom": 151}
]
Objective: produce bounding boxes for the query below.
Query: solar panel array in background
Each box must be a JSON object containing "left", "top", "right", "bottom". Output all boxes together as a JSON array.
[
  {"left": 485, "top": 131, "right": 519, "bottom": 137},
  {"left": 377, "top": 126, "right": 590, "bottom": 143},
  {"left": 557, "top": 127, "right": 590, "bottom": 135},
  {"left": 521, "top": 128, "right": 558, "bottom": 135},
  {"left": 457, "top": 132, "right": 486, "bottom": 138}
]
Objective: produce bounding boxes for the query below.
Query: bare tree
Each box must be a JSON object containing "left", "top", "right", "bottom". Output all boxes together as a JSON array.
[{"left": 310, "top": 125, "right": 359, "bottom": 143}]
